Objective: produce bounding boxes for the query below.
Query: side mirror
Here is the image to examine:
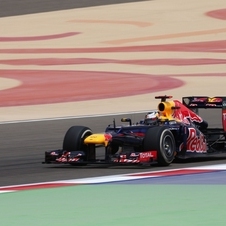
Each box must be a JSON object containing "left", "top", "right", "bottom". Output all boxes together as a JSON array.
[{"left": 121, "top": 118, "right": 132, "bottom": 125}]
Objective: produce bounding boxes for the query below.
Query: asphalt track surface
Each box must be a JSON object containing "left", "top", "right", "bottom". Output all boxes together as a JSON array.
[{"left": 0, "top": 0, "right": 148, "bottom": 17}]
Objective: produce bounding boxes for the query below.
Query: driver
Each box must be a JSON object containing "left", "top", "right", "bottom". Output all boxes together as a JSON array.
[{"left": 144, "top": 110, "right": 159, "bottom": 125}]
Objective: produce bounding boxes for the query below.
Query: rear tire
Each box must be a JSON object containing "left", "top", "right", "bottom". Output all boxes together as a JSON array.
[
  {"left": 143, "top": 126, "right": 175, "bottom": 166},
  {"left": 63, "top": 126, "right": 92, "bottom": 152}
]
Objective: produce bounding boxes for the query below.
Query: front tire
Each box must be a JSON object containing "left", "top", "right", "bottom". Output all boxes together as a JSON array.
[
  {"left": 63, "top": 126, "right": 92, "bottom": 152},
  {"left": 143, "top": 126, "right": 175, "bottom": 166}
]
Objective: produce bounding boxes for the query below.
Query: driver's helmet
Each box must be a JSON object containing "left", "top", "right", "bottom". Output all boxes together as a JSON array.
[{"left": 144, "top": 110, "right": 159, "bottom": 125}]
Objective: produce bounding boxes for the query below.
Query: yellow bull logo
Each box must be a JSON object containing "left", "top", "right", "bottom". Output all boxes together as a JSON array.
[{"left": 208, "top": 97, "right": 222, "bottom": 102}]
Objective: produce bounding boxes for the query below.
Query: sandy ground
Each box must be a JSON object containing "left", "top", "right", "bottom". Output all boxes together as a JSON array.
[{"left": 0, "top": 0, "right": 226, "bottom": 121}]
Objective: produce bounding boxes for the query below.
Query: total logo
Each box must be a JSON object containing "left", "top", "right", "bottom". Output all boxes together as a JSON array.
[
  {"left": 139, "top": 151, "right": 154, "bottom": 161},
  {"left": 140, "top": 152, "right": 153, "bottom": 158}
]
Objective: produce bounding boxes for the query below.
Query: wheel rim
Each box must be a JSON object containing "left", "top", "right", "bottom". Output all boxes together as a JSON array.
[{"left": 162, "top": 135, "right": 174, "bottom": 157}]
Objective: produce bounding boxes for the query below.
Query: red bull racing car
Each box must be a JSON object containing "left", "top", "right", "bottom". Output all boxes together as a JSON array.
[{"left": 43, "top": 95, "right": 226, "bottom": 167}]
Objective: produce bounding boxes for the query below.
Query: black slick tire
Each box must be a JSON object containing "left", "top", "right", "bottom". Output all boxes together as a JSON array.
[
  {"left": 143, "top": 126, "right": 176, "bottom": 166},
  {"left": 63, "top": 126, "right": 92, "bottom": 152}
]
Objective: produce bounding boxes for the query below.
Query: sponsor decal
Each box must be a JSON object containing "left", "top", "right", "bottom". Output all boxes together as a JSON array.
[
  {"left": 222, "top": 111, "right": 226, "bottom": 131},
  {"left": 174, "top": 111, "right": 190, "bottom": 124},
  {"left": 208, "top": 97, "right": 222, "bottom": 103},
  {"left": 192, "top": 97, "right": 207, "bottom": 102},
  {"left": 130, "top": 153, "right": 139, "bottom": 157},
  {"left": 56, "top": 152, "right": 70, "bottom": 162},
  {"left": 119, "top": 155, "right": 127, "bottom": 159},
  {"left": 68, "top": 158, "right": 80, "bottom": 162},
  {"left": 104, "top": 133, "right": 112, "bottom": 141},
  {"left": 56, "top": 157, "right": 67, "bottom": 162},
  {"left": 206, "top": 103, "right": 217, "bottom": 107},
  {"left": 139, "top": 151, "right": 153, "bottom": 162},
  {"left": 180, "top": 128, "right": 207, "bottom": 153},
  {"left": 173, "top": 100, "right": 203, "bottom": 124},
  {"left": 223, "top": 112, "right": 226, "bottom": 121}
]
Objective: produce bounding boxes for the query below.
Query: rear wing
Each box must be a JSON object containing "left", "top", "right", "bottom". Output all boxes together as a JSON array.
[
  {"left": 182, "top": 96, "right": 226, "bottom": 108},
  {"left": 182, "top": 96, "right": 226, "bottom": 131}
]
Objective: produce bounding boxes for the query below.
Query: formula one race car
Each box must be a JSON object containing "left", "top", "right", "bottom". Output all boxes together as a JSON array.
[{"left": 43, "top": 95, "right": 226, "bottom": 167}]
